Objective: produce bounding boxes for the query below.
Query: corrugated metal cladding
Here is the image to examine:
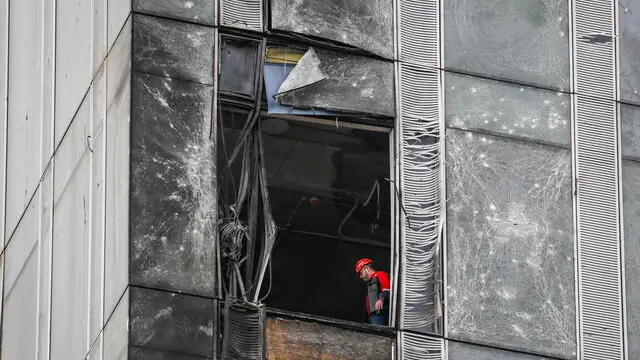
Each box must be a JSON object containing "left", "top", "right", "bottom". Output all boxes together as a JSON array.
[
  {"left": 397, "top": 0, "right": 439, "bottom": 66},
  {"left": 220, "top": 0, "right": 262, "bottom": 31},
  {"left": 396, "top": 0, "right": 444, "bottom": 357},
  {"left": 398, "top": 332, "right": 443, "bottom": 360},
  {"left": 574, "top": 0, "right": 625, "bottom": 359}
]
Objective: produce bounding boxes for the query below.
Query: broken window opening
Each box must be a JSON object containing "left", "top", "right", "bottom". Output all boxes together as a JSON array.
[
  {"left": 216, "top": 37, "right": 397, "bottom": 359},
  {"left": 217, "top": 108, "right": 395, "bottom": 325},
  {"left": 263, "top": 45, "right": 396, "bottom": 120}
]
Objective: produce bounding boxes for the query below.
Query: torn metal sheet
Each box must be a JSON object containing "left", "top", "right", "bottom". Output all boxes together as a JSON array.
[
  {"left": 263, "top": 62, "right": 333, "bottom": 116},
  {"left": 276, "top": 48, "right": 326, "bottom": 95},
  {"left": 275, "top": 49, "right": 395, "bottom": 117},
  {"left": 271, "top": 0, "right": 394, "bottom": 58}
]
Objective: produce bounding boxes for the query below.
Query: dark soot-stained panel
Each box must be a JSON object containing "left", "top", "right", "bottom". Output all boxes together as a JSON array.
[{"left": 130, "top": 73, "right": 216, "bottom": 296}]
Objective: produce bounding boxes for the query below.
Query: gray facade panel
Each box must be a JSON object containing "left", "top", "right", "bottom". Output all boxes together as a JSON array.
[
  {"left": 103, "top": 288, "right": 129, "bottom": 360},
  {"left": 105, "top": 17, "right": 132, "bottom": 324},
  {"left": 1, "top": 250, "right": 38, "bottom": 360}
]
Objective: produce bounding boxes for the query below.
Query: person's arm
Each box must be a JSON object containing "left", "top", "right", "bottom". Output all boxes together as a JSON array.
[
  {"left": 378, "top": 272, "right": 390, "bottom": 301},
  {"left": 375, "top": 272, "right": 391, "bottom": 311}
]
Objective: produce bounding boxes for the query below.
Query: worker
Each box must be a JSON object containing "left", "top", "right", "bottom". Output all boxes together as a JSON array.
[{"left": 355, "top": 258, "right": 390, "bottom": 326}]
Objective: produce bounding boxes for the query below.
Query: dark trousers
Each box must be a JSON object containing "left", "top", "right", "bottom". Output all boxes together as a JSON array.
[{"left": 368, "top": 310, "right": 389, "bottom": 326}]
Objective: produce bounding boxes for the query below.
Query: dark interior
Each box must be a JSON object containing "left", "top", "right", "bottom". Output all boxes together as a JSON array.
[{"left": 218, "top": 110, "right": 392, "bottom": 323}]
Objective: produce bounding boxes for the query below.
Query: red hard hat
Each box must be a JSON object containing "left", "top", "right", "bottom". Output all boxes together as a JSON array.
[{"left": 355, "top": 258, "right": 373, "bottom": 274}]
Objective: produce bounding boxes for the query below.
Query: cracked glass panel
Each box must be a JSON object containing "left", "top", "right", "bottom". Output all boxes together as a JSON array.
[
  {"left": 446, "top": 73, "right": 571, "bottom": 147},
  {"left": 275, "top": 49, "right": 395, "bottom": 116},
  {"left": 271, "top": 0, "right": 393, "bottom": 58},
  {"left": 219, "top": 37, "right": 260, "bottom": 98},
  {"left": 622, "top": 104, "right": 640, "bottom": 160},
  {"left": 133, "top": 0, "right": 215, "bottom": 25},
  {"left": 130, "top": 73, "right": 216, "bottom": 296},
  {"left": 623, "top": 159, "right": 640, "bottom": 360},
  {"left": 448, "top": 340, "right": 552, "bottom": 360},
  {"left": 444, "top": 0, "right": 570, "bottom": 90},
  {"left": 133, "top": 14, "right": 215, "bottom": 85},
  {"left": 620, "top": 0, "right": 640, "bottom": 105},
  {"left": 446, "top": 128, "right": 575, "bottom": 359}
]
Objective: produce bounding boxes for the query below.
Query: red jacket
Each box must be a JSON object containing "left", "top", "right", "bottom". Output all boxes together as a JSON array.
[{"left": 365, "top": 271, "right": 390, "bottom": 316}]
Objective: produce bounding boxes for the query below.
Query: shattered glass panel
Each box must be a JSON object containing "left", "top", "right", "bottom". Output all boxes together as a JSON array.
[
  {"left": 130, "top": 73, "right": 216, "bottom": 296},
  {"left": 446, "top": 73, "right": 571, "bottom": 147},
  {"left": 444, "top": 0, "right": 570, "bottom": 90},
  {"left": 448, "top": 340, "right": 552, "bottom": 360},
  {"left": 620, "top": 0, "right": 640, "bottom": 105},
  {"left": 623, "top": 159, "right": 640, "bottom": 360},
  {"left": 133, "top": 14, "right": 215, "bottom": 85},
  {"left": 129, "top": 287, "right": 215, "bottom": 358},
  {"left": 133, "top": 0, "right": 215, "bottom": 25},
  {"left": 275, "top": 49, "right": 395, "bottom": 116},
  {"left": 446, "top": 129, "right": 575, "bottom": 359},
  {"left": 219, "top": 36, "right": 260, "bottom": 98},
  {"left": 622, "top": 104, "right": 640, "bottom": 160},
  {"left": 271, "top": 0, "right": 393, "bottom": 58}
]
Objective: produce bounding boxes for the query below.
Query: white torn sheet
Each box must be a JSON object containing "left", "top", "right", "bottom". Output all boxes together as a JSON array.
[{"left": 276, "top": 48, "right": 327, "bottom": 95}]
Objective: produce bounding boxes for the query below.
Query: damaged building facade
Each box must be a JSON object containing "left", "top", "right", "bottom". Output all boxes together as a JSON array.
[{"left": 0, "top": 0, "right": 639, "bottom": 359}]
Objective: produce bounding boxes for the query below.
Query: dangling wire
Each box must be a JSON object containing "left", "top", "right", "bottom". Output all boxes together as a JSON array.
[{"left": 337, "top": 180, "right": 389, "bottom": 248}]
